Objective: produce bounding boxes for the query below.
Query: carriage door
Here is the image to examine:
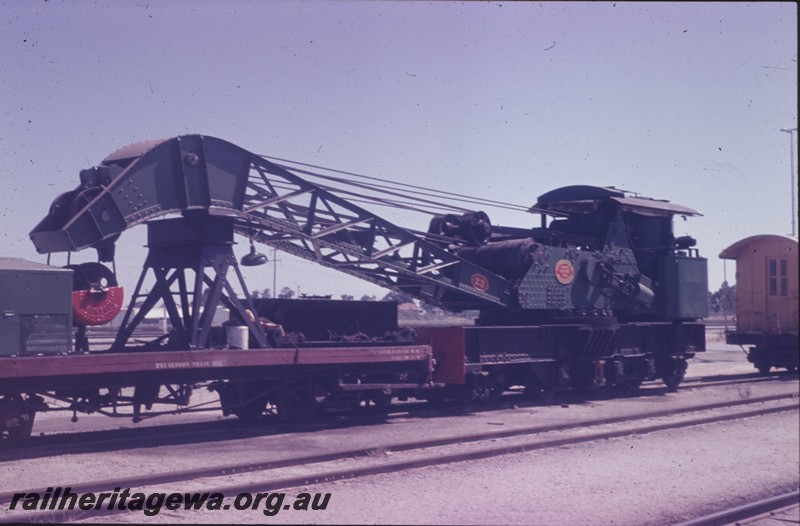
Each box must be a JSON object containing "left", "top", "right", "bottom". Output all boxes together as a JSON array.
[{"left": 765, "top": 257, "right": 788, "bottom": 333}]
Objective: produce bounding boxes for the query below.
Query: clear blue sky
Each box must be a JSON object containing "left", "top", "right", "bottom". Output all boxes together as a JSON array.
[{"left": 1, "top": 1, "right": 797, "bottom": 299}]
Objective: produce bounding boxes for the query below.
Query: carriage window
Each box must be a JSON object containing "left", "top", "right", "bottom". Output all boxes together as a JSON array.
[
  {"left": 780, "top": 259, "right": 787, "bottom": 296},
  {"left": 768, "top": 259, "right": 777, "bottom": 296}
]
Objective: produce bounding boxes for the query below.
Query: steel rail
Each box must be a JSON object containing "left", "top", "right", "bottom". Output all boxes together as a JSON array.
[
  {"left": 3, "top": 402, "right": 797, "bottom": 523},
  {"left": 675, "top": 490, "right": 800, "bottom": 526},
  {"left": 6, "top": 373, "right": 793, "bottom": 458},
  {"left": 1, "top": 392, "right": 797, "bottom": 523}
]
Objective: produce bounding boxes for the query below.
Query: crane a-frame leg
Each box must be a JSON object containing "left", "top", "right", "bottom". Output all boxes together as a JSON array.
[{"left": 111, "top": 215, "right": 266, "bottom": 352}]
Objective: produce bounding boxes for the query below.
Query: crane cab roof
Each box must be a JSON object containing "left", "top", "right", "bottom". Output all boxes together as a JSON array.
[{"left": 529, "top": 185, "right": 701, "bottom": 218}]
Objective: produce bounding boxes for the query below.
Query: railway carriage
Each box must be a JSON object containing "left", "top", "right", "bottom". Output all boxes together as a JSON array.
[{"left": 720, "top": 235, "right": 799, "bottom": 373}]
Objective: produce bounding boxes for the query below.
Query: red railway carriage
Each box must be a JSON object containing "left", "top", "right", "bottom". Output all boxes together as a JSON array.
[{"left": 720, "top": 235, "right": 799, "bottom": 373}]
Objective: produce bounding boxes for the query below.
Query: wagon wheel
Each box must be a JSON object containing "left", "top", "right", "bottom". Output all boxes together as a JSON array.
[
  {"left": 525, "top": 378, "right": 556, "bottom": 404},
  {"left": 232, "top": 398, "right": 267, "bottom": 420},
  {"left": 661, "top": 370, "right": 685, "bottom": 392},
  {"left": 659, "top": 357, "right": 687, "bottom": 392},
  {"left": 220, "top": 381, "right": 270, "bottom": 421},
  {"left": 0, "top": 395, "right": 36, "bottom": 447},
  {"left": 622, "top": 378, "right": 643, "bottom": 392},
  {"left": 423, "top": 391, "right": 448, "bottom": 407},
  {"left": 277, "top": 388, "right": 322, "bottom": 422},
  {"left": 469, "top": 386, "right": 505, "bottom": 404},
  {"left": 464, "top": 380, "right": 506, "bottom": 404},
  {"left": 372, "top": 392, "right": 392, "bottom": 409},
  {"left": 755, "top": 362, "right": 772, "bottom": 375},
  {"left": 358, "top": 391, "right": 392, "bottom": 413}
]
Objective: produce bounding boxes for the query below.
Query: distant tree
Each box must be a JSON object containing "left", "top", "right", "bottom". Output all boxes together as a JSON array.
[
  {"left": 709, "top": 282, "right": 736, "bottom": 315},
  {"left": 251, "top": 288, "right": 271, "bottom": 299},
  {"left": 360, "top": 294, "right": 377, "bottom": 301},
  {"left": 381, "top": 290, "right": 414, "bottom": 304},
  {"left": 340, "top": 294, "right": 354, "bottom": 301},
  {"left": 278, "top": 286, "right": 295, "bottom": 299}
]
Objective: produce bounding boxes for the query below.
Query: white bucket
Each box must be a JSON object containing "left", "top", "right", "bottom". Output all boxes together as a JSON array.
[{"left": 226, "top": 325, "right": 249, "bottom": 350}]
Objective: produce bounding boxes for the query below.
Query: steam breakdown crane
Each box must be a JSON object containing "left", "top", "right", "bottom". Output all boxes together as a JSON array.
[{"left": 30, "top": 134, "right": 707, "bottom": 393}]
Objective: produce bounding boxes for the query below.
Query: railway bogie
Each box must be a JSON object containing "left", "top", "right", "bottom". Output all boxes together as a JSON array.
[
  {"left": 417, "top": 319, "right": 701, "bottom": 400},
  {"left": 729, "top": 333, "right": 799, "bottom": 374}
]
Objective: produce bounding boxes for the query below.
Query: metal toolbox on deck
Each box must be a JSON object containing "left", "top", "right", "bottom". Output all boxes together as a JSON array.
[{"left": 0, "top": 258, "right": 72, "bottom": 356}]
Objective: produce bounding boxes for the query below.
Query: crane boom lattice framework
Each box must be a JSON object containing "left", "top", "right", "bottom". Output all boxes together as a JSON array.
[{"left": 30, "top": 135, "right": 514, "bottom": 342}]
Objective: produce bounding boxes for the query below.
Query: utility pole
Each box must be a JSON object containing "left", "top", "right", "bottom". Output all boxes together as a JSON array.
[
  {"left": 780, "top": 127, "right": 797, "bottom": 236},
  {"left": 272, "top": 247, "right": 278, "bottom": 298}
]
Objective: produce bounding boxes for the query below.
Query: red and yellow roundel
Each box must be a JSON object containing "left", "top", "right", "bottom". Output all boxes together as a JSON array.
[
  {"left": 554, "top": 259, "right": 575, "bottom": 285},
  {"left": 471, "top": 273, "right": 490, "bottom": 292}
]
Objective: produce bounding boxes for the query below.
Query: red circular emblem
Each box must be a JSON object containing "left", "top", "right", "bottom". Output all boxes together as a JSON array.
[
  {"left": 554, "top": 259, "right": 575, "bottom": 285},
  {"left": 471, "top": 273, "right": 490, "bottom": 292},
  {"left": 72, "top": 286, "right": 125, "bottom": 325}
]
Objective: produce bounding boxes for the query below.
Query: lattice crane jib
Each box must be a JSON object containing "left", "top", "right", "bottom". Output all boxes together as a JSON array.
[{"left": 29, "top": 135, "right": 517, "bottom": 315}]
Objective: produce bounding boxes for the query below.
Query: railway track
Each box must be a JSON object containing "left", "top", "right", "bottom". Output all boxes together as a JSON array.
[
  {"left": 3, "top": 370, "right": 795, "bottom": 459},
  {"left": 1, "top": 391, "right": 797, "bottom": 523},
  {"left": 676, "top": 490, "right": 800, "bottom": 526}
]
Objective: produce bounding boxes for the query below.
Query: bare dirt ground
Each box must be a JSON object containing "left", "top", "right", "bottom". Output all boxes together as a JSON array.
[{"left": 70, "top": 409, "right": 799, "bottom": 525}]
